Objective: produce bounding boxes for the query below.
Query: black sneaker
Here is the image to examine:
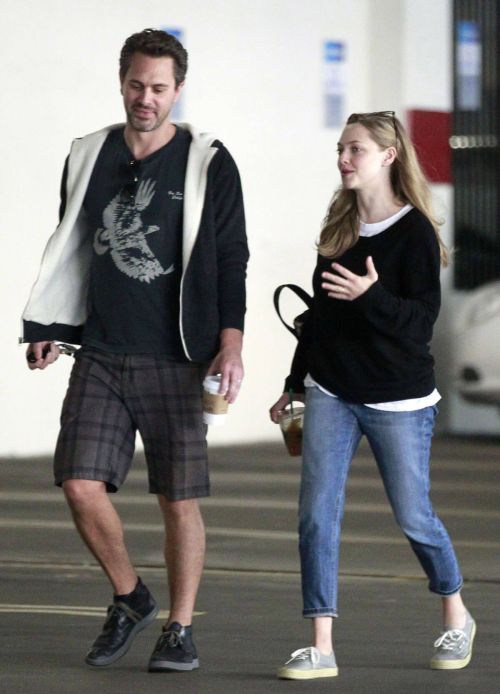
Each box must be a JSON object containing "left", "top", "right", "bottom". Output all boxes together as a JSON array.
[
  {"left": 85, "top": 594, "right": 159, "bottom": 667},
  {"left": 148, "top": 622, "right": 199, "bottom": 672}
]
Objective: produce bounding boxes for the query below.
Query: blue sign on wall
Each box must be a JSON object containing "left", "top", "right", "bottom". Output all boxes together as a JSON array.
[
  {"left": 456, "top": 21, "right": 481, "bottom": 111},
  {"left": 323, "top": 41, "right": 347, "bottom": 128},
  {"left": 162, "top": 27, "right": 185, "bottom": 120}
]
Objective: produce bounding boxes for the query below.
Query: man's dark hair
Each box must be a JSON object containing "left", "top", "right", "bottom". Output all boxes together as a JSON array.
[{"left": 119, "top": 28, "right": 188, "bottom": 86}]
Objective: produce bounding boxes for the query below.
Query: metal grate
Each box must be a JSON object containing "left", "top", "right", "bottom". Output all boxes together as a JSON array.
[{"left": 452, "top": 0, "right": 500, "bottom": 290}]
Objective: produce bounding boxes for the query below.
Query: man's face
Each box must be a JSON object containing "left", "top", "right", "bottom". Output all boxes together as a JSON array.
[{"left": 121, "top": 53, "right": 183, "bottom": 133}]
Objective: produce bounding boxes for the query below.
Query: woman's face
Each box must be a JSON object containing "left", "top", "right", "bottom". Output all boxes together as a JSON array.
[{"left": 337, "top": 123, "right": 392, "bottom": 192}]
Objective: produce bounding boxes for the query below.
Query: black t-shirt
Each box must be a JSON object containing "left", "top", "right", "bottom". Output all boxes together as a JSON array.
[{"left": 81, "top": 126, "right": 191, "bottom": 357}]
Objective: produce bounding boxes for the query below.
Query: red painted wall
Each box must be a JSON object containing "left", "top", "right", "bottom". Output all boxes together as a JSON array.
[{"left": 407, "top": 109, "right": 451, "bottom": 184}]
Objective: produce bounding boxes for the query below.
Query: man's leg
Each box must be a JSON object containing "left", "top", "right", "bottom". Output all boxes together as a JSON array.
[
  {"left": 157, "top": 496, "right": 205, "bottom": 627},
  {"left": 54, "top": 349, "right": 159, "bottom": 667},
  {"left": 131, "top": 358, "right": 209, "bottom": 672},
  {"left": 147, "top": 497, "right": 204, "bottom": 672},
  {"left": 63, "top": 479, "right": 137, "bottom": 594},
  {"left": 63, "top": 478, "right": 159, "bottom": 667},
  {"left": 55, "top": 349, "right": 138, "bottom": 592}
]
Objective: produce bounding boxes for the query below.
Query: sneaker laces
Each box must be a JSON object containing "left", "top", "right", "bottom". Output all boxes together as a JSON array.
[
  {"left": 287, "top": 647, "right": 320, "bottom": 665},
  {"left": 103, "top": 603, "right": 125, "bottom": 626},
  {"left": 159, "top": 628, "right": 183, "bottom": 648},
  {"left": 107, "top": 601, "right": 142, "bottom": 624},
  {"left": 434, "top": 628, "right": 468, "bottom": 651}
]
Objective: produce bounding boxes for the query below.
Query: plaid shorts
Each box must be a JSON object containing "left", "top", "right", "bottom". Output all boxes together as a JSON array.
[{"left": 54, "top": 347, "right": 209, "bottom": 499}]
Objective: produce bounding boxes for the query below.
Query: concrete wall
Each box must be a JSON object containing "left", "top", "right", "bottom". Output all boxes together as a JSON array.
[{"left": 4, "top": 0, "right": 488, "bottom": 457}]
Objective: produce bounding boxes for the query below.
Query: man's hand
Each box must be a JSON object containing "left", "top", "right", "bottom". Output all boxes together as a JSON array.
[
  {"left": 26, "top": 341, "right": 60, "bottom": 370},
  {"left": 322, "top": 255, "right": 378, "bottom": 301},
  {"left": 207, "top": 328, "right": 244, "bottom": 404}
]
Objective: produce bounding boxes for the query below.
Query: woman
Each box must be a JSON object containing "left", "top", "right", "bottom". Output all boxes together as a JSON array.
[{"left": 270, "top": 111, "right": 475, "bottom": 680}]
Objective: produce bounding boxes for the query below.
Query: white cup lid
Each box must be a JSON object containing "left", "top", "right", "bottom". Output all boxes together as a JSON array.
[{"left": 203, "top": 374, "right": 223, "bottom": 394}]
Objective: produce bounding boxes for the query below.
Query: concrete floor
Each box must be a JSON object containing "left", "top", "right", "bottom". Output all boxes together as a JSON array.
[{"left": 1, "top": 436, "right": 499, "bottom": 693}]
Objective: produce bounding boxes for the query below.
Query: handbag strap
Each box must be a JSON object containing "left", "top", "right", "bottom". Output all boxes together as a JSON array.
[{"left": 273, "top": 284, "right": 313, "bottom": 336}]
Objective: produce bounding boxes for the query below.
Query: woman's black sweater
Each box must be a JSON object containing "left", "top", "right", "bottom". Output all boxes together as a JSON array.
[{"left": 285, "top": 208, "right": 441, "bottom": 403}]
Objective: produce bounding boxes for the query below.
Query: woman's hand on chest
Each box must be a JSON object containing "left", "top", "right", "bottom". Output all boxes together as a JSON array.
[{"left": 321, "top": 255, "right": 378, "bottom": 301}]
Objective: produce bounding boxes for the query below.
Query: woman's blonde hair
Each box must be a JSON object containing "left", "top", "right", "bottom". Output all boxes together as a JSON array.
[{"left": 317, "top": 111, "right": 449, "bottom": 266}]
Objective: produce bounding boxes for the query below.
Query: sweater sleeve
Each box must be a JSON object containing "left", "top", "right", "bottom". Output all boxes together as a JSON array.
[
  {"left": 58, "top": 156, "right": 69, "bottom": 221},
  {"left": 21, "top": 156, "right": 82, "bottom": 345},
  {"left": 283, "top": 308, "right": 313, "bottom": 394},
  {"left": 210, "top": 145, "right": 249, "bottom": 332},
  {"left": 354, "top": 220, "right": 441, "bottom": 341}
]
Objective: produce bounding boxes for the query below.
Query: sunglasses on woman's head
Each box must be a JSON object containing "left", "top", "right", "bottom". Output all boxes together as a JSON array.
[{"left": 347, "top": 111, "right": 398, "bottom": 146}]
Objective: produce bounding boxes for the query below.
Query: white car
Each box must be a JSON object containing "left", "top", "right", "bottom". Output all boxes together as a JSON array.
[{"left": 454, "top": 280, "right": 500, "bottom": 406}]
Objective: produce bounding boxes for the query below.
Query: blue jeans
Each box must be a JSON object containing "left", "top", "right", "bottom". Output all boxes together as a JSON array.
[{"left": 299, "top": 386, "right": 463, "bottom": 618}]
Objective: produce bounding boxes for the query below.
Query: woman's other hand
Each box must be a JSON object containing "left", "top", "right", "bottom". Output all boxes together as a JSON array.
[{"left": 269, "top": 392, "right": 305, "bottom": 423}]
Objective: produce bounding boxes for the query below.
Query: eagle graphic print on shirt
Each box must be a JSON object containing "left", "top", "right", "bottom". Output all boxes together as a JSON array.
[
  {"left": 93, "top": 178, "right": 174, "bottom": 283},
  {"left": 80, "top": 126, "right": 191, "bottom": 356}
]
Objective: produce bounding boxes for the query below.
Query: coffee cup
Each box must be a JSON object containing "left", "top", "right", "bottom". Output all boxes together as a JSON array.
[
  {"left": 278, "top": 406, "right": 305, "bottom": 456},
  {"left": 203, "top": 375, "right": 229, "bottom": 425}
]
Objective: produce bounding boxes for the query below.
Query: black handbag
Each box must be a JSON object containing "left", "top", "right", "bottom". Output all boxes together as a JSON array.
[{"left": 273, "top": 284, "right": 313, "bottom": 339}]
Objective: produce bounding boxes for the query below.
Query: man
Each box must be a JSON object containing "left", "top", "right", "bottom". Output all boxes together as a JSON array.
[{"left": 21, "top": 28, "right": 248, "bottom": 673}]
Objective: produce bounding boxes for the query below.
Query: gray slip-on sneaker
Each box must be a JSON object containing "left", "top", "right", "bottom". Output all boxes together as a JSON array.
[
  {"left": 430, "top": 610, "right": 476, "bottom": 670},
  {"left": 277, "top": 646, "right": 338, "bottom": 680}
]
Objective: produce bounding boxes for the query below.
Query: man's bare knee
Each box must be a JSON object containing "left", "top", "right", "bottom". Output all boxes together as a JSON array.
[
  {"left": 158, "top": 497, "right": 200, "bottom": 522},
  {"left": 63, "top": 479, "right": 107, "bottom": 507}
]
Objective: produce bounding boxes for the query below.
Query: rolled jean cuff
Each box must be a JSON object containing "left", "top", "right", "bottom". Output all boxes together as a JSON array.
[
  {"left": 429, "top": 577, "right": 464, "bottom": 597},
  {"left": 303, "top": 608, "right": 338, "bottom": 619}
]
